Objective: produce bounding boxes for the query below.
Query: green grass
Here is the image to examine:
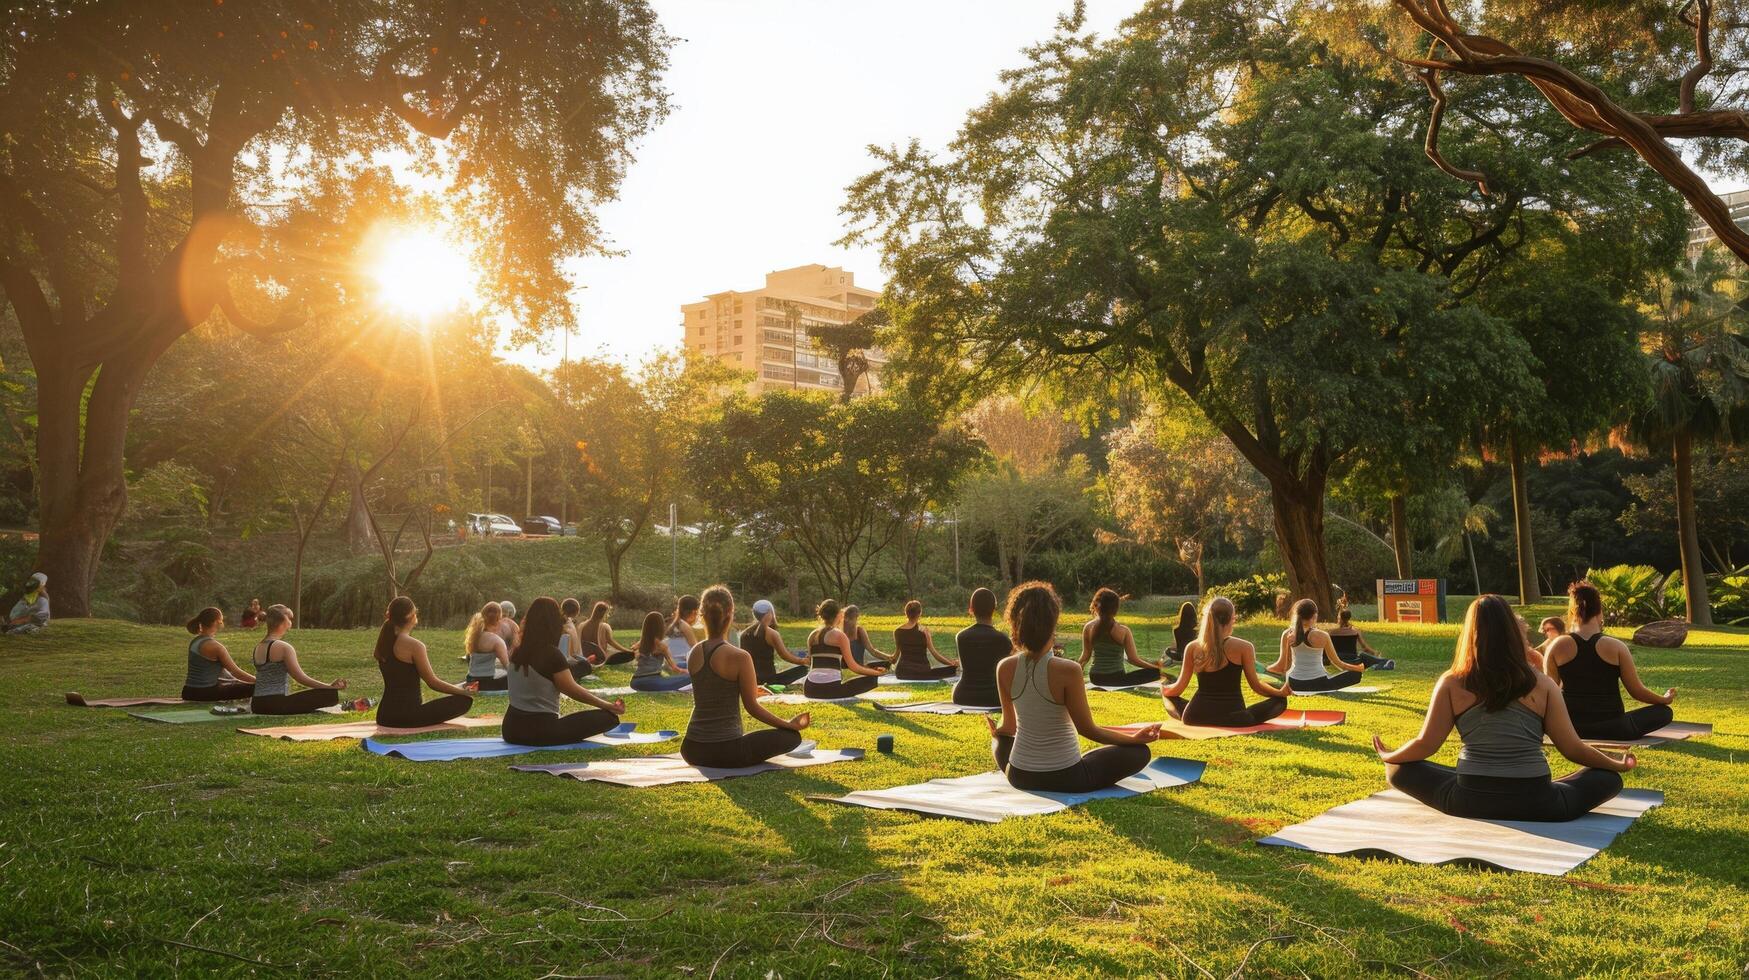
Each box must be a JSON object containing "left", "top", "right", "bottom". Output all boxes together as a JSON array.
[{"left": 2, "top": 614, "right": 1745, "bottom": 977}]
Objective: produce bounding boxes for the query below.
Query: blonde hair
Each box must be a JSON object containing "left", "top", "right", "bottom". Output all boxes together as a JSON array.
[
  {"left": 1196, "top": 596, "right": 1236, "bottom": 670},
  {"left": 464, "top": 601, "right": 502, "bottom": 652}
]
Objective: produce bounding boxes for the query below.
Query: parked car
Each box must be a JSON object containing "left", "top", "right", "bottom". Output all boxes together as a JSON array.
[
  {"left": 521, "top": 516, "right": 562, "bottom": 536},
  {"left": 467, "top": 513, "right": 523, "bottom": 536}
]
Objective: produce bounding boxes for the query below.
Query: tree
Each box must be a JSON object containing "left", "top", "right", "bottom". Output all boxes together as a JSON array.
[
  {"left": 958, "top": 396, "right": 1093, "bottom": 587},
  {"left": 1105, "top": 411, "right": 1271, "bottom": 596},
  {"left": 1383, "top": 0, "right": 1749, "bottom": 266},
  {"left": 690, "top": 391, "right": 973, "bottom": 598},
  {"left": 1625, "top": 252, "right": 1749, "bottom": 625},
  {"left": 1621, "top": 448, "right": 1749, "bottom": 574},
  {"left": 0, "top": 2, "right": 671, "bottom": 614},
  {"left": 559, "top": 350, "right": 736, "bottom": 601},
  {"left": 844, "top": 2, "right": 1652, "bottom": 609},
  {"left": 811, "top": 308, "right": 885, "bottom": 402}
]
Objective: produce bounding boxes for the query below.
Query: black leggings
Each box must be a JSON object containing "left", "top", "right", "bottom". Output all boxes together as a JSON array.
[
  {"left": 803, "top": 675, "right": 879, "bottom": 699},
  {"left": 1169, "top": 694, "right": 1287, "bottom": 728},
  {"left": 250, "top": 688, "right": 340, "bottom": 715},
  {"left": 1090, "top": 667, "right": 1160, "bottom": 688},
  {"left": 680, "top": 728, "right": 802, "bottom": 768},
  {"left": 181, "top": 681, "right": 254, "bottom": 702},
  {"left": 502, "top": 706, "right": 618, "bottom": 746},
  {"left": 992, "top": 734, "right": 1151, "bottom": 793},
  {"left": 1339, "top": 651, "right": 1390, "bottom": 669},
  {"left": 602, "top": 650, "right": 634, "bottom": 666},
  {"left": 952, "top": 682, "right": 1000, "bottom": 708},
  {"left": 758, "top": 665, "right": 809, "bottom": 686},
  {"left": 1285, "top": 671, "right": 1362, "bottom": 692},
  {"left": 897, "top": 664, "right": 959, "bottom": 681},
  {"left": 1386, "top": 762, "right": 1623, "bottom": 822},
  {"left": 465, "top": 674, "right": 508, "bottom": 691},
  {"left": 564, "top": 657, "right": 595, "bottom": 678},
  {"left": 376, "top": 692, "right": 472, "bottom": 728},
  {"left": 1571, "top": 704, "right": 1673, "bottom": 741}
]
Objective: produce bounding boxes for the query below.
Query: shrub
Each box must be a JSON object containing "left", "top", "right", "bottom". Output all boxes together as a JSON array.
[
  {"left": 1583, "top": 565, "right": 1679, "bottom": 626},
  {"left": 1711, "top": 566, "right": 1749, "bottom": 625},
  {"left": 1207, "top": 573, "right": 1288, "bottom": 618}
]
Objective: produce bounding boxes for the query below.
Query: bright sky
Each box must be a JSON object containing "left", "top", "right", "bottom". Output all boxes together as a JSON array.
[{"left": 518, "top": 0, "right": 1137, "bottom": 369}]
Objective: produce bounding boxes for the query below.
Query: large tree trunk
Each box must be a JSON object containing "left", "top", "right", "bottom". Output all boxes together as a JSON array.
[
  {"left": 1389, "top": 494, "right": 1413, "bottom": 578},
  {"left": 1269, "top": 480, "right": 1336, "bottom": 612},
  {"left": 1507, "top": 434, "right": 1541, "bottom": 603},
  {"left": 1673, "top": 432, "right": 1714, "bottom": 626}
]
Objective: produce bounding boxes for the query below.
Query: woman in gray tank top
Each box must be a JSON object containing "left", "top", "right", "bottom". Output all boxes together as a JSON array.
[
  {"left": 988, "top": 582, "right": 1161, "bottom": 793},
  {"left": 680, "top": 585, "right": 813, "bottom": 769},
  {"left": 1373, "top": 595, "right": 1636, "bottom": 822},
  {"left": 630, "top": 611, "right": 694, "bottom": 692},
  {"left": 180, "top": 607, "right": 256, "bottom": 702},
  {"left": 503, "top": 597, "right": 627, "bottom": 746},
  {"left": 249, "top": 604, "right": 348, "bottom": 715}
]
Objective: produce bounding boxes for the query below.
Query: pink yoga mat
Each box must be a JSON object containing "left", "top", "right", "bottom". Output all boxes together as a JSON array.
[
  {"left": 1116, "top": 709, "right": 1345, "bottom": 741},
  {"left": 239, "top": 715, "right": 501, "bottom": 742},
  {"left": 65, "top": 692, "right": 194, "bottom": 708}
]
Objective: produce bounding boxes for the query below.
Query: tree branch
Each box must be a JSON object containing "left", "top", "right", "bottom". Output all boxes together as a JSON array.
[{"left": 1679, "top": 0, "right": 1714, "bottom": 115}]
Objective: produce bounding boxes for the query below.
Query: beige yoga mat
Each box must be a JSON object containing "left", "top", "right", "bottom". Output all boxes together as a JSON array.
[
  {"left": 1115, "top": 709, "right": 1345, "bottom": 741},
  {"left": 512, "top": 748, "right": 863, "bottom": 787},
  {"left": 874, "top": 700, "right": 999, "bottom": 714},
  {"left": 1547, "top": 721, "right": 1713, "bottom": 749},
  {"left": 1258, "top": 788, "right": 1664, "bottom": 876},
  {"left": 239, "top": 715, "right": 501, "bottom": 741},
  {"left": 818, "top": 757, "right": 1205, "bottom": 823},
  {"left": 761, "top": 690, "right": 911, "bottom": 705},
  {"left": 66, "top": 692, "right": 194, "bottom": 707}
]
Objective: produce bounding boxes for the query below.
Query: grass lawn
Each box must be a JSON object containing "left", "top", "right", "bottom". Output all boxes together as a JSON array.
[{"left": 1, "top": 613, "right": 1745, "bottom": 977}]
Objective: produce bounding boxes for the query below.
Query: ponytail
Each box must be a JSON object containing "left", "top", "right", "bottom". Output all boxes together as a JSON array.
[
  {"left": 186, "top": 607, "right": 222, "bottom": 635},
  {"left": 1090, "top": 587, "right": 1120, "bottom": 642},
  {"left": 374, "top": 596, "right": 416, "bottom": 666},
  {"left": 817, "top": 598, "right": 841, "bottom": 626},
  {"left": 701, "top": 584, "right": 733, "bottom": 638},
  {"left": 1198, "top": 596, "right": 1235, "bottom": 669},
  {"left": 1291, "top": 598, "right": 1317, "bottom": 648}
]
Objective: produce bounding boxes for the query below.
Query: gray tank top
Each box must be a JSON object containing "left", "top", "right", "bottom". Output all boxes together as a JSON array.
[
  {"left": 252, "top": 639, "right": 289, "bottom": 697},
  {"left": 507, "top": 652, "right": 562, "bottom": 716},
  {"left": 1008, "top": 653, "right": 1081, "bottom": 772},
  {"left": 1456, "top": 700, "right": 1551, "bottom": 778},
  {"left": 186, "top": 636, "right": 223, "bottom": 688},
  {"left": 684, "top": 641, "right": 743, "bottom": 743},
  {"left": 1286, "top": 641, "right": 1329, "bottom": 681},
  {"left": 468, "top": 640, "right": 500, "bottom": 679},
  {"left": 633, "top": 647, "right": 667, "bottom": 678}
]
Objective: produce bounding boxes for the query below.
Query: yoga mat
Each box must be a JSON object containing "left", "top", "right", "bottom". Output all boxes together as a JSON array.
[
  {"left": 1087, "top": 680, "right": 1163, "bottom": 692},
  {"left": 761, "top": 690, "right": 911, "bottom": 705},
  {"left": 877, "top": 673, "right": 955, "bottom": 685},
  {"left": 1546, "top": 720, "right": 1712, "bottom": 749},
  {"left": 1292, "top": 684, "right": 1392, "bottom": 696},
  {"left": 239, "top": 715, "right": 501, "bottom": 742},
  {"left": 1116, "top": 709, "right": 1346, "bottom": 741},
  {"left": 66, "top": 692, "right": 192, "bottom": 708},
  {"left": 817, "top": 757, "right": 1206, "bottom": 823},
  {"left": 362, "top": 723, "right": 678, "bottom": 761},
  {"left": 874, "top": 701, "right": 1000, "bottom": 714},
  {"left": 579, "top": 685, "right": 688, "bottom": 697},
  {"left": 130, "top": 704, "right": 343, "bottom": 724},
  {"left": 513, "top": 748, "right": 864, "bottom": 787},
  {"left": 1257, "top": 788, "right": 1665, "bottom": 876}
]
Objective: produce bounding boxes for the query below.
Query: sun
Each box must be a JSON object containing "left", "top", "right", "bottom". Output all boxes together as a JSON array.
[{"left": 366, "top": 225, "right": 478, "bottom": 319}]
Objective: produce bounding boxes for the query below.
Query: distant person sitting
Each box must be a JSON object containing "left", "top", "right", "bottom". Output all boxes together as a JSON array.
[
  {"left": 181, "top": 607, "right": 256, "bottom": 702},
  {"left": 804, "top": 599, "right": 887, "bottom": 699},
  {"left": 892, "top": 600, "right": 959, "bottom": 680},
  {"left": 504, "top": 597, "right": 626, "bottom": 747},
  {"left": 495, "top": 600, "right": 521, "bottom": 651},
  {"left": 1265, "top": 600, "right": 1366, "bottom": 692},
  {"left": 988, "top": 581, "right": 1161, "bottom": 792},
  {"left": 3, "top": 572, "right": 50, "bottom": 635},
  {"left": 374, "top": 597, "right": 474, "bottom": 728},
  {"left": 1532, "top": 616, "right": 1566, "bottom": 672},
  {"left": 1077, "top": 588, "right": 1163, "bottom": 688},
  {"left": 1328, "top": 609, "right": 1395, "bottom": 670},
  {"left": 579, "top": 601, "right": 635, "bottom": 665},
  {"left": 1545, "top": 582, "right": 1675, "bottom": 742},
  {"left": 239, "top": 597, "right": 264, "bottom": 629},
  {"left": 1166, "top": 600, "right": 1196, "bottom": 665},
  {"left": 1374, "top": 595, "right": 1633, "bottom": 821},
  {"left": 630, "top": 611, "right": 695, "bottom": 692},
  {"left": 740, "top": 599, "right": 809, "bottom": 687},
  {"left": 952, "top": 588, "right": 1009, "bottom": 708},
  {"left": 249, "top": 604, "right": 347, "bottom": 715},
  {"left": 463, "top": 602, "right": 512, "bottom": 691},
  {"left": 1161, "top": 596, "right": 1291, "bottom": 727},
  {"left": 842, "top": 604, "right": 892, "bottom": 666},
  {"left": 667, "top": 595, "right": 701, "bottom": 669}
]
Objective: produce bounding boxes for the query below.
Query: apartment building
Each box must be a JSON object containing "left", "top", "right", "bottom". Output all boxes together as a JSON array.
[
  {"left": 680, "top": 264, "right": 885, "bottom": 394},
  {"left": 1688, "top": 188, "right": 1749, "bottom": 259}
]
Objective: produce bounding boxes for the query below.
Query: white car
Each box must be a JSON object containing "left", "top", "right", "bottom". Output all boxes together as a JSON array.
[{"left": 468, "top": 513, "right": 523, "bottom": 536}]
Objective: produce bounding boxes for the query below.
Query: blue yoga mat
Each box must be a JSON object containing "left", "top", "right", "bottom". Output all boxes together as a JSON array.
[{"left": 362, "top": 723, "right": 677, "bottom": 761}]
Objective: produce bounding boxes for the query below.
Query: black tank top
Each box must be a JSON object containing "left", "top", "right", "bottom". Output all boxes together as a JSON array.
[
  {"left": 894, "top": 625, "right": 930, "bottom": 673},
  {"left": 378, "top": 648, "right": 422, "bottom": 705},
  {"left": 1560, "top": 632, "right": 1624, "bottom": 724},
  {"left": 1190, "top": 645, "right": 1245, "bottom": 705},
  {"left": 1330, "top": 633, "right": 1359, "bottom": 659},
  {"left": 740, "top": 622, "right": 777, "bottom": 677}
]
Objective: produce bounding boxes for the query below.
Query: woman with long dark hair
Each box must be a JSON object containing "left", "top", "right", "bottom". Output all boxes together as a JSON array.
[
  {"left": 1375, "top": 595, "right": 1634, "bottom": 821},
  {"left": 374, "top": 597, "right": 473, "bottom": 728},
  {"left": 681, "top": 585, "right": 814, "bottom": 768},
  {"left": 1265, "top": 599, "right": 1365, "bottom": 692},
  {"left": 804, "top": 599, "right": 887, "bottom": 699},
  {"left": 249, "top": 604, "right": 347, "bottom": 715},
  {"left": 630, "top": 611, "right": 695, "bottom": 692},
  {"left": 988, "top": 582, "right": 1160, "bottom": 791},
  {"left": 181, "top": 606, "right": 256, "bottom": 702},
  {"left": 1545, "top": 582, "right": 1675, "bottom": 741},
  {"left": 1078, "top": 587, "right": 1162, "bottom": 688},
  {"left": 1160, "top": 596, "right": 1291, "bottom": 727},
  {"left": 1328, "top": 608, "right": 1394, "bottom": 670},
  {"left": 504, "top": 597, "right": 625, "bottom": 746}
]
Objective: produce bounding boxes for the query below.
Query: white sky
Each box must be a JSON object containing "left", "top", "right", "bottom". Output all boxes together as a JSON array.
[{"left": 509, "top": 0, "right": 1137, "bottom": 370}]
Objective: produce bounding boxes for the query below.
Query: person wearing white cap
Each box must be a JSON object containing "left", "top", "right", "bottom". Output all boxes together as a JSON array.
[
  {"left": 4, "top": 573, "right": 50, "bottom": 634},
  {"left": 738, "top": 599, "right": 809, "bottom": 686}
]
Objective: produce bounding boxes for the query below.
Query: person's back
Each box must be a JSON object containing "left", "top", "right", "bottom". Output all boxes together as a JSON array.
[
  {"left": 252, "top": 639, "right": 289, "bottom": 698},
  {"left": 1285, "top": 637, "right": 1329, "bottom": 681},
  {"left": 953, "top": 622, "right": 1007, "bottom": 707},
  {"left": 740, "top": 621, "right": 778, "bottom": 678},
  {"left": 1455, "top": 701, "right": 1550, "bottom": 778},
  {"left": 1558, "top": 631, "right": 1624, "bottom": 723},
  {"left": 186, "top": 635, "right": 223, "bottom": 689},
  {"left": 1008, "top": 653, "right": 1081, "bottom": 773},
  {"left": 684, "top": 640, "right": 743, "bottom": 744},
  {"left": 894, "top": 625, "right": 930, "bottom": 673}
]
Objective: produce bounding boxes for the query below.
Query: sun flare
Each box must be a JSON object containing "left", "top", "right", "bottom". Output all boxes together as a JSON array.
[{"left": 366, "top": 226, "right": 477, "bottom": 319}]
